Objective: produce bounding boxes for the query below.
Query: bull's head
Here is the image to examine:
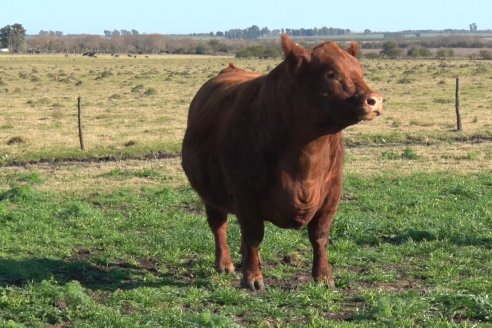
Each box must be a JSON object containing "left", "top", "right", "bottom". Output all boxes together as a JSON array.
[{"left": 281, "top": 35, "right": 383, "bottom": 129}]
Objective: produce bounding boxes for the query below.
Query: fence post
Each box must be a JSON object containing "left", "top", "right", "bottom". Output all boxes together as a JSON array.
[
  {"left": 77, "top": 96, "right": 85, "bottom": 150},
  {"left": 455, "top": 77, "right": 462, "bottom": 131}
]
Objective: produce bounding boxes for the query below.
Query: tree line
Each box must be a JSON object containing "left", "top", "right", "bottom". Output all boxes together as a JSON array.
[
  {"left": 361, "top": 35, "right": 492, "bottom": 50},
  {"left": 191, "top": 25, "right": 351, "bottom": 39},
  {"left": 2, "top": 23, "right": 492, "bottom": 58}
]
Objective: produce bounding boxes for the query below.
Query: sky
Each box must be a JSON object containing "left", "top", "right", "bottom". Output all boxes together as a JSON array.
[{"left": 2, "top": 0, "right": 491, "bottom": 35}]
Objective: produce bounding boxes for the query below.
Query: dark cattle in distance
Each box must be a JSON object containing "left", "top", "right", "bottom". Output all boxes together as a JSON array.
[
  {"left": 182, "top": 35, "right": 383, "bottom": 291},
  {"left": 82, "top": 51, "right": 96, "bottom": 57}
]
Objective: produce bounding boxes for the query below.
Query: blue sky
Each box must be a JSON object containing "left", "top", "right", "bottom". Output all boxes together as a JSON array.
[{"left": 2, "top": 0, "right": 490, "bottom": 35}]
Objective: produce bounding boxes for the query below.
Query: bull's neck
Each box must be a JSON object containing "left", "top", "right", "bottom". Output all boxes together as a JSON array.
[
  {"left": 279, "top": 133, "right": 344, "bottom": 185},
  {"left": 253, "top": 62, "right": 345, "bottom": 147}
]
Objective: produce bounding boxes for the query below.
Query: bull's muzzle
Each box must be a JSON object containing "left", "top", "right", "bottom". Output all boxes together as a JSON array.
[
  {"left": 366, "top": 93, "right": 383, "bottom": 116},
  {"left": 358, "top": 93, "right": 383, "bottom": 121}
]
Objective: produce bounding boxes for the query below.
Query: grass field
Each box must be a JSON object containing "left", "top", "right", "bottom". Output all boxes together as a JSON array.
[{"left": 0, "top": 54, "right": 491, "bottom": 327}]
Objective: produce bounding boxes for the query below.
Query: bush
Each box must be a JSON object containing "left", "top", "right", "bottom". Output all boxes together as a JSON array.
[
  {"left": 194, "top": 44, "right": 207, "bottom": 55},
  {"left": 407, "top": 47, "right": 420, "bottom": 58},
  {"left": 381, "top": 47, "right": 403, "bottom": 58},
  {"left": 236, "top": 44, "right": 281, "bottom": 58},
  {"left": 418, "top": 47, "right": 432, "bottom": 57},
  {"left": 407, "top": 47, "right": 432, "bottom": 58},
  {"left": 402, "top": 147, "right": 419, "bottom": 160},
  {"left": 479, "top": 50, "right": 492, "bottom": 59},
  {"left": 382, "top": 148, "right": 419, "bottom": 160},
  {"left": 436, "top": 48, "right": 455, "bottom": 58},
  {"left": 364, "top": 52, "right": 380, "bottom": 59},
  {"left": 381, "top": 41, "right": 398, "bottom": 53},
  {"left": 143, "top": 88, "right": 157, "bottom": 96},
  {"left": 131, "top": 84, "right": 145, "bottom": 93},
  {"left": 7, "top": 136, "right": 25, "bottom": 145}
]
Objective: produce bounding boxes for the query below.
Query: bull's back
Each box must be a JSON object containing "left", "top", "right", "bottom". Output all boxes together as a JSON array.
[
  {"left": 182, "top": 66, "right": 263, "bottom": 209},
  {"left": 185, "top": 65, "right": 262, "bottom": 140}
]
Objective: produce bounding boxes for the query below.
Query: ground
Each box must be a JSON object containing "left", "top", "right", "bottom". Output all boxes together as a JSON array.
[{"left": 0, "top": 54, "right": 491, "bottom": 327}]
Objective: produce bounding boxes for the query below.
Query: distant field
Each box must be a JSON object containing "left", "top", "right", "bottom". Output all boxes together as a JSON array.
[
  {"left": 0, "top": 54, "right": 491, "bottom": 326},
  {"left": 0, "top": 54, "right": 491, "bottom": 162},
  {"left": 361, "top": 47, "right": 492, "bottom": 57}
]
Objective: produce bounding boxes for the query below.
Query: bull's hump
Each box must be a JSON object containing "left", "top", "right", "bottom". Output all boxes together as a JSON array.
[{"left": 216, "top": 64, "right": 263, "bottom": 85}]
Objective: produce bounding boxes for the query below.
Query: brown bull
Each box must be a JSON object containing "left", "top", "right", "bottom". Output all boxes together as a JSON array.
[{"left": 182, "top": 35, "right": 382, "bottom": 291}]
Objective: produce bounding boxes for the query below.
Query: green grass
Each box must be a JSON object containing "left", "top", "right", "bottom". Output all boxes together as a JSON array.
[{"left": 0, "top": 171, "right": 490, "bottom": 326}]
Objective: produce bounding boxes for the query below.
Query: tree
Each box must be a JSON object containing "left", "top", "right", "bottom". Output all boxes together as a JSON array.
[
  {"left": 0, "top": 25, "right": 12, "bottom": 48},
  {"left": 0, "top": 23, "right": 26, "bottom": 51},
  {"left": 246, "top": 25, "right": 260, "bottom": 39},
  {"left": 261, "top": 27, "right": 271, "bottom": 37},
  {"left": 104, "top": 30, "right": 112, "bottom": 37},
  {"left": 131, "top": 29, "right": 139, "bottom": 36},
  {"left": 11, "top": 23, "right": 27, "bottom": 51}
]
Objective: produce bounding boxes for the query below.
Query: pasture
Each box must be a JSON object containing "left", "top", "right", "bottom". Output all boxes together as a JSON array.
[{"left": 0, "top": 53, "right": 491, "bottom": 327}]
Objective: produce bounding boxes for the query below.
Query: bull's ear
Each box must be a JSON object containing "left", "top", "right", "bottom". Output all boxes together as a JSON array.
[
  {"left": 346, "top": 42, "right": 360, "bottom": 58},
  {"left": 281, "top": 34, "right": 310, "bottom": 70}
]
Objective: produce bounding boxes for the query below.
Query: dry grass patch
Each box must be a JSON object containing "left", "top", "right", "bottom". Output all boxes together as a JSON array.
[
  {"left": 1, "top": 139, "right": 489, "bottom": 196},
  {"left": 346, "top": 142, "right": 492, "bottom": 177},
  {"left": 0, "top": 55, "right": 491, "bottom": 162},
  {"left": 0, "top": 157, "right": 186, "bottom": 196}
]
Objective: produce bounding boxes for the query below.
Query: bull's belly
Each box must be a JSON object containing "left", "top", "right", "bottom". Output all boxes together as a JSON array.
[
  {"left": 264, "top": 209, "right": 318, "bottom": 229},
  {"left": 261, "top": 194, "right": 322, "bottom": 229},
  {"left": 260, "top": 183, "right": 339, "bottom": 229}
]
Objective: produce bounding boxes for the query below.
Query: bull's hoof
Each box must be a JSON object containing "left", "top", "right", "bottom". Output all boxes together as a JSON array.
[
  {"left": 314, "top": 276, "right": 336, "bottom": 288},
  {"left": 216, "top": 263, "right": 235, "bottom": 274},
  {"left": 324, "top": 279, "right": 336, "bottom": 289},
  {"left": 240, "top": 277, "right": 265, "bottom": 291}
]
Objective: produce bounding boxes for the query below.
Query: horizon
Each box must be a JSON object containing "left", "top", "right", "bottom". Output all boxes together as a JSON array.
[
  {"left": 20, "top": 26, "right": 492, "bottom": 37},
  {"left": 1, "top": 0, "right": 490, "bottom": 36}
]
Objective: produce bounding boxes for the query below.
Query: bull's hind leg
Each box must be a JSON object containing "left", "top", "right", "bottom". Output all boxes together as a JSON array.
[{"left": 205, "top": 204, "right": 235, "bottom": 273}]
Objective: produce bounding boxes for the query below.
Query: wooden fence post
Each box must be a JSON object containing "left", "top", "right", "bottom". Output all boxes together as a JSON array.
[
  {"left": 455, "top": 77, "right": 462, "bottom": 131},
  {"left": 77, "top": 96, "right": 85, "bottom": 150}
]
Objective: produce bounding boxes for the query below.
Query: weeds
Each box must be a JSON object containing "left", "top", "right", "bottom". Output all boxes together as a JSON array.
[
  {"left": 6, "top": 136, "right": 25, "bottom": 145},
  {"left": 143, "top": 88, "right": 157, "bottom": 96},
  {"left": 381, "top": 147, "right": 419, "bottom": 160}
]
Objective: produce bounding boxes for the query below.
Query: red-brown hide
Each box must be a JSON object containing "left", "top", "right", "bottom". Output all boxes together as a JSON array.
[{"left": 182, "top": 35, "right": 382, "bottom": 291}]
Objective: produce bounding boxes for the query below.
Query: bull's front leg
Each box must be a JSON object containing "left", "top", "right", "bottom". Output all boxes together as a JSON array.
[
  {"left": 308, "top": 213, "right": 336, "bottom": 288},
  {"left": 239, "top": 221, "right": 265, "bottom": 291},
  {"left": 205, "top": 205, "right": 235, "bottom": 274}
]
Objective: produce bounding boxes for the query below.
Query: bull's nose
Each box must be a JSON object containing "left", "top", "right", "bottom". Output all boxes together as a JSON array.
[{"left": 366, "top": 94, "right": 383, "bottom": 114}]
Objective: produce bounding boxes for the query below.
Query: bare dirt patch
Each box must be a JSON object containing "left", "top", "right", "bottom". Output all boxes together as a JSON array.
[{"left": 1, "top": 151, "right": 179, "bottom": 168}]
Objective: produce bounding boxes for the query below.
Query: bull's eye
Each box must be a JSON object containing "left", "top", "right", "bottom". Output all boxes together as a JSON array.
[{"left": 325, "top": 71, "right": 337, "bottom": 80}]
